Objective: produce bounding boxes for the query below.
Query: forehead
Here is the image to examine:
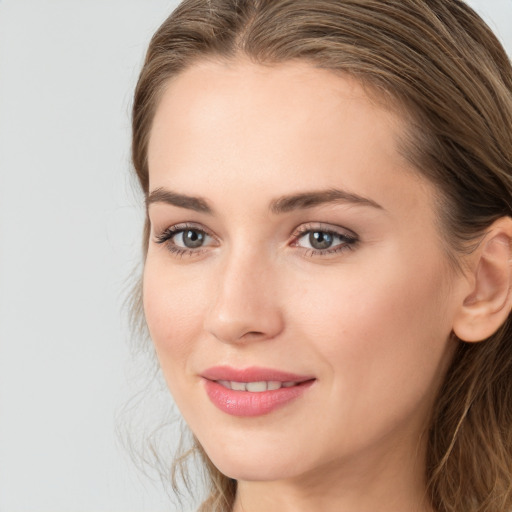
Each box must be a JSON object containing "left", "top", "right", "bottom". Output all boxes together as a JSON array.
[
  {"left": 147, "top": 59, "right": 425, "bottom": 213},
  {"left": 149, "top": 59, "right": 402, "bottom": 153}
]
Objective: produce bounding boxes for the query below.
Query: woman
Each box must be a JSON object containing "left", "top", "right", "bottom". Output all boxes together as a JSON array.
[{"left": 130, "top": 0, "right": 512, "bottom": 510}]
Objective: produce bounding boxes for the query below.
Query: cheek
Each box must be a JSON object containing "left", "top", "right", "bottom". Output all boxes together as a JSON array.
[
  {"left": 142, "top": 260, "right": 208, "bottom": 379},
  {"left": 289, "top": 250, "right": 455, "bottom": 404},
  {"left": 293, "top": 260, "right": 450, "bottom": 341}
]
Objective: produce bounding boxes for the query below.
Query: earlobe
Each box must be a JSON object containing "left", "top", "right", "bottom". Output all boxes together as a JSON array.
[{"left": 453, "top": 217, "right": 512, "bottom": 343}]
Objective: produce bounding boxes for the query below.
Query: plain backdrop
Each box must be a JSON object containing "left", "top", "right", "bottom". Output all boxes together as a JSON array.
[{"left": 0, "top": 1, "right": 511, "bottom": 511}]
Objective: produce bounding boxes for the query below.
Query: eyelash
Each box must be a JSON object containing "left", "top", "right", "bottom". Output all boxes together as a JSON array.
[{"left": 154, "top": 223, "right": 359, "bottom": 258}]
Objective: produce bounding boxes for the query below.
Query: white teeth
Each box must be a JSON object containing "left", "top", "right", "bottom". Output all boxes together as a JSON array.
[
  {"left": 216, "top": 380, "right": 299, "bottom": 391},
  {"left": 231, "top": 381, "right": 246, "bottom": 391},
  {"left": 246, "top": 381, "right": 268, "bottom": 392}
]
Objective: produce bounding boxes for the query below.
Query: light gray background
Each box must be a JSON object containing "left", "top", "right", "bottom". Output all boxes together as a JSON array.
[{"left": 0, "top": 1, "right": 511, "bottom": 511}]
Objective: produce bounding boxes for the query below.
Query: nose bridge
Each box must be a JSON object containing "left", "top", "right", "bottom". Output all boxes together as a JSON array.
[{"left": 204, "top": 241, "right": 283, "bottom": 344}]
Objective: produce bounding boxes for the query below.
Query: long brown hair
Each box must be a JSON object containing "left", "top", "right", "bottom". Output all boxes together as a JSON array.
[{"left": 131, "top": 1, "right": 512, "bottom": 510}]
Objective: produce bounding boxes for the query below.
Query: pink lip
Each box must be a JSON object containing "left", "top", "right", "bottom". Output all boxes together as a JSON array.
[
  {"left": 201, "top": 365, "right": 313, "bottom": 383},
  {"left": 201, "top": 366, "right": 315, "bottom": 417}
]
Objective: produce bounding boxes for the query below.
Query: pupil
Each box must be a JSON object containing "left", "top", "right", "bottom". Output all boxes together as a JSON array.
[
  {"left": 184, "top": 230, "right": 204, "bottom": 248},
  {"left": 309, "top": 231, "right": 333, "bottom": 250}
]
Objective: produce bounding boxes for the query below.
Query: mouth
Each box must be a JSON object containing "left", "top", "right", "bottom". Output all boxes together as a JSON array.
[{"left": 201, "top": 366, "right": 316, "bottom": 417}]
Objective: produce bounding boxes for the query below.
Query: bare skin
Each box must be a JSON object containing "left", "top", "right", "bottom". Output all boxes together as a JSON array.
[{"left": 143, "top": 59, "right": 501, "bottom": 512}]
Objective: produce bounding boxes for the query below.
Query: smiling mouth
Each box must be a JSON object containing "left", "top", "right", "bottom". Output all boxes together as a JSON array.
[
  {"left": 200, "top": 366, "right": 316, "bottom": 416},
  {"left": 203, "top": 376, "right": 316, "bottom": 417}
]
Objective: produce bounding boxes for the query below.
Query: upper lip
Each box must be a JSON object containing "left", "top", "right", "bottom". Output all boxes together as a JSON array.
[{"left": 201, "top": 365, "right": 315, "bottom": 383}]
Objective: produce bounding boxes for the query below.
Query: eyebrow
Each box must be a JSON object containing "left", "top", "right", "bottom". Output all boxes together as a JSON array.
[
  {"left": 269, "top": 188, "right": 383, "bottom": 214},
  {"left": 147, "top": 187, "right": 213, "bottom": 214},
  {"left": 146, "top": 187, "right": 383, "bottom": 215}
]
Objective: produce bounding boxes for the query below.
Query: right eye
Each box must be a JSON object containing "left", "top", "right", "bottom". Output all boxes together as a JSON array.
[
  {"left": 173, "top": 228, "right": 208, "bottom": 248},
  {"left": 155, "top": 224, "right": 216, "bottom": 256}
]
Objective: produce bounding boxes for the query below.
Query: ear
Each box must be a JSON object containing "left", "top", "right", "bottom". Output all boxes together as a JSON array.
[{"left": 453, "top": 217, "right": 512, "bottom": 343}]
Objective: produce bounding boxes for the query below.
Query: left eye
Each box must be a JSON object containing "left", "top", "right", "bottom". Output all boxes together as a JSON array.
[{"left": 296, "top": 230, "right": 354, "bottom": 251}]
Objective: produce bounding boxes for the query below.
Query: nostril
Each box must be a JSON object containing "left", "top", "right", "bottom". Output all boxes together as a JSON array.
[{"left": 242, "top": 331, "right": 266, "bottom": 340}]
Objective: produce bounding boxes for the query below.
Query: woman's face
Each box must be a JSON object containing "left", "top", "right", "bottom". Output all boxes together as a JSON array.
[{"left": 144, "top": 60, "right": 467, "bottom": 484}]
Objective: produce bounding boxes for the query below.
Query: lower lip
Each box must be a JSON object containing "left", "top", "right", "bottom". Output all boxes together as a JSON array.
[{"left": 203, "top": 379, "right": 315, "bottom": 417}]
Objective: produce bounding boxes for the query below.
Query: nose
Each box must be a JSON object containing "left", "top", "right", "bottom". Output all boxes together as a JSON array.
[{"left": 203, "top": 248, "right": 285, "bottom": 344}]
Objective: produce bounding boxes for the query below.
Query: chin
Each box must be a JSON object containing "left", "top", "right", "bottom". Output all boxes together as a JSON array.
[
  {"left": 199, "top": 435, "right": 310, "bottom": 482},
  {"left": 210, "top": 456, "right": 300, "bottom": 482}
]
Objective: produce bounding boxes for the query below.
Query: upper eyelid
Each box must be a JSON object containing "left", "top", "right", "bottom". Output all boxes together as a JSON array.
[
  {"left": 155, "top": 222, "right": 214, "bottom": 237},
  {"left": 291, "top": 222, "right": 357, "bottom": 238}
]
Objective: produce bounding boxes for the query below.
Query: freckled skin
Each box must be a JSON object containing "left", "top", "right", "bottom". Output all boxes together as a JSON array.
[{"left": 143, "top": 60, "right": 469, "bottom": 512}]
